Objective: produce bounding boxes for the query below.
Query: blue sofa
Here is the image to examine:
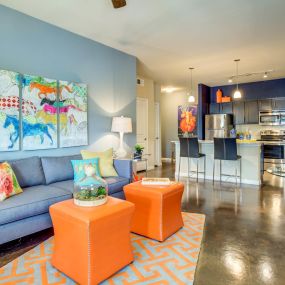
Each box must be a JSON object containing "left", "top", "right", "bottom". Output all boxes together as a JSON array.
[{"left": 0, "top": 155, "right": 133, "bottom": 245}]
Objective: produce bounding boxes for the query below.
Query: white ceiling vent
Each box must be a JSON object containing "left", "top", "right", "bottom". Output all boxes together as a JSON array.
[{"left": 137, "top": 78, "right": 144, "bottom": 87}]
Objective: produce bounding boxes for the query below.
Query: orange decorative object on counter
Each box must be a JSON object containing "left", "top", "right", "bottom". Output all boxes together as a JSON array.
[
  {"left": 221, "top": 96, "right": 231, "bottom": 103},
  {"left": 124, "top": 181, "right": 184, "bottom": 241},
  {"left": 216, "top": 89, "right": 223, "bottom": 103},
  {"left": 50, "top": 198, "right": 135, "bottom": 285}
]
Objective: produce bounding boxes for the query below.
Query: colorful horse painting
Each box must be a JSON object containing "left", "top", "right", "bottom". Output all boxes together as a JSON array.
[
  {"left": 0, "top": 96, "right": 37, "bottom": 115},
  {"left": 3, "top": 115, "right": 55, "bottom": 149},
  {"left": 40, "top": 98, "right": 66, "bottom": 107},
  {"left": 29, "top": 82, "right": 72, "bottom": 99},
  {"left": 36, "top": 110, "right": 67, "bottom": 130}
]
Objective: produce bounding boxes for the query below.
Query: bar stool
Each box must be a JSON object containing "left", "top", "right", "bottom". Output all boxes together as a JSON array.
[
  {"left": 188, "top": 137, "right": 206, "bottom": 181},
  {"left": 178, "top": 137, "right": 206, "bottom": 181},
  {"left": 213, "top": 138, "right": 241, "bottom": 185}
]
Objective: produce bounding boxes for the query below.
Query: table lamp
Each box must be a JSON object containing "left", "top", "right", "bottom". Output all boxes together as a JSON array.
[{"left": 111, "top": 116, "right": 132, "bottom": 158}]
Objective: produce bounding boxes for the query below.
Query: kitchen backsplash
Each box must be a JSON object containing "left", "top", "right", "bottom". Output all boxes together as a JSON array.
[{"left": 236, "top": 124, "right": 285, "bottom": 139}]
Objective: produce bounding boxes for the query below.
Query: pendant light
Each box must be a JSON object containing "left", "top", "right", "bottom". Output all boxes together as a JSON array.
[
  {"left": 188, "top": 67, "right": 195, "bottom": 103},
  {"left": 233, "top": 59, "right": 242, "bottom": 99}
]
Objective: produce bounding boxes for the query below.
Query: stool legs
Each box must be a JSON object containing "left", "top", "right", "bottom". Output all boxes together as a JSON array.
[
  {"left": 213, "top": 159, "right": 242, "bottom": 185},
  {"left": 239, "top": 159, "right": 242, "bottom": 185},
  {"left": 220, "top": 160, "right": 222, "bottom": 184},
  {"left": 213, "top": 159, "right": 215, "bottom": 184},
  {"left": 204, "top": 156, "right": 206, "bottom": 181},
  {"left": 196, "top": 159, "right": 199, "bottom": 182}
]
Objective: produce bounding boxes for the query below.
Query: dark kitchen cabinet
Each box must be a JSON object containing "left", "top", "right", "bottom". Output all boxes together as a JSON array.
[
  {"left": 273, "top": 98, "right": 285, "bottom": 110},
  {"left": 245, "top": 100, "right": 259, "bottom": 124},
  {"left": 209, "top": 103, "right": 220, "bottom": 114},
  {"left": 259, "top": 99, "right": 272, "bottom": 111},
  {"left": 221, "top": 103, "right": 233, "bottom": 114},
  {"left": 233, "top": 101, "right": 245, "bottom": 125}
]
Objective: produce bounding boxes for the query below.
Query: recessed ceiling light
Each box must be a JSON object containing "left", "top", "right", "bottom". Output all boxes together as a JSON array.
[
  {"left": 263, "top": 72, "right": 268, "bottom": 78},
  {"left": 162, "top": 87, "right": 176, "bottom": 93},
  {"left": 228, "top": 78, "right": 233, "bottom": 83}
]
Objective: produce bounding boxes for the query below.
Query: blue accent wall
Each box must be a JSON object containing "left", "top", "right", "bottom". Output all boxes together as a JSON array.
[
  {"left": 0, "top": 5, "right": 136, "bottom": 160},
  {"left": 198, "top": 84, "right": 210, "bottom": 139},
  {"left": 210, "top": 78, "right": 285, "bottom": 103}
]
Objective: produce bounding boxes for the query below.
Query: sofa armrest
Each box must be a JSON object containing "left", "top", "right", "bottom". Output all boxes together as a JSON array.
[{"left": 114, "top": 159, "right": 133, "bottom": 181}]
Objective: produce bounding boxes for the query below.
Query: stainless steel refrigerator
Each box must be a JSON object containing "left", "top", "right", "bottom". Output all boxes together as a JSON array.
[{"left": 205, "top": 114, "right": 233, "bottom": 140}]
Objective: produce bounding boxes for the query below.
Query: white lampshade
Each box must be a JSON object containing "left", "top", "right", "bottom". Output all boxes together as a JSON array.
[
  {"left": 111, "top": 116, "right": 132, "bottom": 133},
  {"left": 188, "top": 95, "right": 195, "bottom": 103},
  {"left": 233, "top": 89, "right": 242, "bottom": 99}
]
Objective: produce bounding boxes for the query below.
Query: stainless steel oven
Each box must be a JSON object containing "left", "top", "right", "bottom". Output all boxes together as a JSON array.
[
  {"left": 259, "top": 111, "right": 281, "bottom": 125},
  {"left": 258, "top": 130, "right": 285, "bottom": 165}
]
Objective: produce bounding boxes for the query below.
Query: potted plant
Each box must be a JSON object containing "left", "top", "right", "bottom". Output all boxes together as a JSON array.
[
  {"left": 74, "top": 184, "right": 108, "bottom": 207},
  {"left": 134, "top": 144, "right": 144, "bottom": 160}
]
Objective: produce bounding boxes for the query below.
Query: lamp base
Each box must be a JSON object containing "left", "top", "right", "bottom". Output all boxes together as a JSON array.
[{"left": 115, "top": 132, "right": 128, "bottom": 159}]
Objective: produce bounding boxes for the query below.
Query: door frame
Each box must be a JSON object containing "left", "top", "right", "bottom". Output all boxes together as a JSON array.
[
  {"left": 154, "top": 102, "right": 162, "bottom": 166},
  {"left": 136, "top": 97, "right": 149, "bottom": 170}
]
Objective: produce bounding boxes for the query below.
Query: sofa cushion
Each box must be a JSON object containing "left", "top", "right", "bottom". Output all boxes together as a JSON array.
[
  {"left": 0, "top": 162, "right": 23, "bottom": 202},
  {"left": 81, "top": 148, "right": 118, "bottom": 177},
  {"left": 105, "top": 177, "right": 130, "bottom": 195},
  {"left": 7, "top": 157, "right": 45, "bottom": 188},
  {"left": 0, "top": 185, "right": 71, "bottom": 225},
  {"left": 51, "top": 177, "right": 129, "bottom": 196},
  {"left": 41, "top": 154, "right": 82, "bottom": 185},
  {"left": 50, "top": 180, "right": 74, "bottom": 193}
]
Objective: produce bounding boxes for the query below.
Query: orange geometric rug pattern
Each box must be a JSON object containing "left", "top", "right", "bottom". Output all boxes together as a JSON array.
[{"left": 0, "top": 212, "right": 205, "bottom": 285}]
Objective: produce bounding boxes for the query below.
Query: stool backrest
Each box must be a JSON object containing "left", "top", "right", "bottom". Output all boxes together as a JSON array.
[
  {"left": 179, "top": 137, "right": 189, "bottom": 157},
  {"left": 188, "top": 137, "right": 200, "bottom": 158},
  {"left": 214, "top": 138, "right": 238, "bottom": 160}
]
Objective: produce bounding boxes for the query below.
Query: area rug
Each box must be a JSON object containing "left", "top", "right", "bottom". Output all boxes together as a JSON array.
[{"left": 0, "top": 212, "right": 205, "bottom": 285}]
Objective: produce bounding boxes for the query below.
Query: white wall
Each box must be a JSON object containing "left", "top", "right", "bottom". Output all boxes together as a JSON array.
[{"left": 136, "top": 76, "right": 157, "bottom": 169}]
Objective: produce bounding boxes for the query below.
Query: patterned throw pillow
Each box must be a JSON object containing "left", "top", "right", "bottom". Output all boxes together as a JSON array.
[
  {"left": 0, "top": 162, "right": 23, "bottom": 202},
  {"left": 71, "top": 158, "right": 105, "bottom": 187},
  {"left": 81, "top": 148, "right": 118, "bottom": 177}
]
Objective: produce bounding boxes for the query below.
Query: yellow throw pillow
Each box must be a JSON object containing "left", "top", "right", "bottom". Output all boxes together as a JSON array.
[
  {"left": 81, "top": 148, "right": 118, "bottom": 177},
  {"left": 0, "top": 162, "right": 23, "bottom": 202}
]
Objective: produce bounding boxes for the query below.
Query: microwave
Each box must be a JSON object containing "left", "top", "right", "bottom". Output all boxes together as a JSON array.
[{"left": 259, "top": 110, "right": 285, "bottom": 126}]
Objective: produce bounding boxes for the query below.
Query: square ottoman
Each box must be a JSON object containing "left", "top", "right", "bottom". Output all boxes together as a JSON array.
[
  {"left": 123, "top": 181, "right": 184, "bottom": 241},
  {"left": 49, "top": 197, "right": 135, "bottom": 285}
]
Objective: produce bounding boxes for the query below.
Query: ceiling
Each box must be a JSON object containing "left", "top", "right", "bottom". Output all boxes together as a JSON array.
[{"left": 1, "top": 0, "right": 285, "bottom": 89}]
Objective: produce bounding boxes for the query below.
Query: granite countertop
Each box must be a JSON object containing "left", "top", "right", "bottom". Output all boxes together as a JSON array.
[{"left": 175, "top": 140, "right": 285, "bottom": 145}]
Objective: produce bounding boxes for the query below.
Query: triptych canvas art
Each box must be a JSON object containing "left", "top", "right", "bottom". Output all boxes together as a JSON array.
[{"left": 0, "top": 69, "right": 88, "bottom": 152}]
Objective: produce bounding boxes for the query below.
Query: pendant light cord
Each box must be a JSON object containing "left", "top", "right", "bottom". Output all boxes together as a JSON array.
[
  {"left": 189, "top": 67, "right": 194, "bottom": 96},
  {"left": 235, "top": 59, "right": 240, "bottom": 91}
]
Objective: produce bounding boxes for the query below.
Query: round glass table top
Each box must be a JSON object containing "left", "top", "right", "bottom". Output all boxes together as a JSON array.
[{"left": 267, "top": 166, "right": 285, "bottom": 177}]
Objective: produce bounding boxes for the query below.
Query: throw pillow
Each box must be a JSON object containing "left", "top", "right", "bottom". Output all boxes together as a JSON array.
[
  {"left": 0, "top": 162, "right": 23, "bottom": 202},
  {"left": 71, "top": 158, "right": 105, "bottom": 187},
  {"left": 81, "top": 148, "right": 118, "bottom": 177}
]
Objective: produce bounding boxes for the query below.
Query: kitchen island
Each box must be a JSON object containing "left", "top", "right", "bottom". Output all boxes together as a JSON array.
[{"left": 175, "top": 140, "right": 263, "bottom": 185}]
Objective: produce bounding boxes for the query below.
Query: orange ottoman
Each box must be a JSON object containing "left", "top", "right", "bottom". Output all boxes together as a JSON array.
[
  {"left": 124, "top": 181, "right": 184, "bottom": 241},
  {"left": 49, "top": 197, "right": 135, "bottom": 285}
]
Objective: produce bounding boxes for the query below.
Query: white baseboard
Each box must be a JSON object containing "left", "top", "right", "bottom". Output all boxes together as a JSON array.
[
  {"left": 161, "top": 157, "right": 173, "bottom": 163},
  {"left": 175, "top": 172, "right": 261, "bottom": 186}
]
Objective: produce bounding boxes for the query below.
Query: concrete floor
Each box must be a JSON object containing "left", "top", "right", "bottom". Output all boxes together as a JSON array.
[
  {"left": 149, "top": 163, "right": 285, "bottom": 285},
  {"left": 1, "top": 163, "right": 285, "bottom": 285}
]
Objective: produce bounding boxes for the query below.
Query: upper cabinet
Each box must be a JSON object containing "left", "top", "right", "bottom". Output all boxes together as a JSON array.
[
  {"left": 233, "top": 101, "right": 245, "bottom": 125},
  {"left": 220, "top": 102, "right": 233, "bottom": 114},
  {"left": 208, "top": 97, "right": 285, "bottom": 125},
  {"left": 244, "top": 100, "right": 259, "bottom": 124},
  {"left": 209, "top": 103, "right": 233, "bottom": 114},
  {"left": 259, "top": 99, "right": 272, "bottom": 111},
  {"left": 273, "top": 98, "right": 285, "bottom": 110},
  {"left": 209, "top": 103, "right": 220, "bottom": 114}
]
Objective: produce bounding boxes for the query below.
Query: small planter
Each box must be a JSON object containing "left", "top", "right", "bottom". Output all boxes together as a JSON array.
[
  {"left": 74, "top": 184, "right": 108, "bottom": 207},
  {"left": 134, "top": 151, "right": 143, "bottom": 160}
]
